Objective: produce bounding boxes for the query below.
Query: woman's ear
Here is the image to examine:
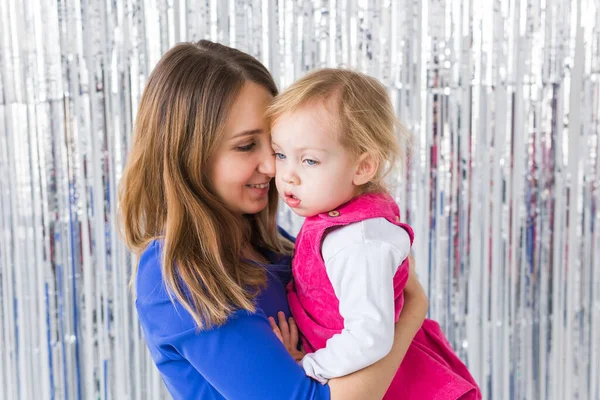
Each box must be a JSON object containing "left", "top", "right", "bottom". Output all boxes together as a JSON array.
[{"left": 353, "top": 153, "right": 379, "bottom": 186}]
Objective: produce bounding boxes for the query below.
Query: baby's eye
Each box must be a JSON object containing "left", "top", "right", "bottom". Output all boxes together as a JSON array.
[
  {"left": 303, "top": 159, "right": 319, "bottom": 166},
  {"left": 273, "top": 152, "right": 286, "bottom": 160}
]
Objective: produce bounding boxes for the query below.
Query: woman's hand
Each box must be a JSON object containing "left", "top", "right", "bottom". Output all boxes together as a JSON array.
[{"left": 269, "top": 311, "right": 306, "bottom": 362}]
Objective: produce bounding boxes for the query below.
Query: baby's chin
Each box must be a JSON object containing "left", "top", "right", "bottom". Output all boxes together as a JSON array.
[
  {"left": 280, "top": 201, "right": 320, "bottom": 218},
  {"left": 293, "top": 208, "right": 319, "bottom": 218},
  {"left": 294, "top": 204, "right": 336, "bottom": 218}
]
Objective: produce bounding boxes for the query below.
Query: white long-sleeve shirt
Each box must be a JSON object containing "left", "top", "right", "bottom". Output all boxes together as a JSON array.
[{"left": 300, "top": 217, "right": 411, "bottom": 384}]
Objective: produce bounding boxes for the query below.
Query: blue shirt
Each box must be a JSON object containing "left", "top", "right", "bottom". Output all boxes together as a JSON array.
[{"left": 135, "top": 232, "right": 331, "bottom": 399}]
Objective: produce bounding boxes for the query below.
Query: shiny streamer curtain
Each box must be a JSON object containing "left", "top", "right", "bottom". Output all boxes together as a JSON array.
[{"left": 0, "top": 0, "right": 599, "bottom": 399}]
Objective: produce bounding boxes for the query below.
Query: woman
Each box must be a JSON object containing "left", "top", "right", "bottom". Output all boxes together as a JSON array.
[{"left": 119, "top": 40, "right": 428, "bottom": 399}]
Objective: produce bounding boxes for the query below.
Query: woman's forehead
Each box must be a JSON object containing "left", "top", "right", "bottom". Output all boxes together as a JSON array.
[{"left": 223, "top": 82, "right": 273, "bottom": 139}]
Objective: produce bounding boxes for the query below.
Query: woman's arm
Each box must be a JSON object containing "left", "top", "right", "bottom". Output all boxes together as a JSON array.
[
  {"left": 174, "top": 311, "right": 332, "bottom": 399},
  {"left": 138, "top": 238, "right": 425, "bottom": 400},
  {"left": 145, "top": 270, "right": 424, "bottom": 400},
  {"left": 328, "top": 255, "right": 428, "bottom": 400},
  {"left": 136, "top": 242, "right": 331, "bottom": 399}
]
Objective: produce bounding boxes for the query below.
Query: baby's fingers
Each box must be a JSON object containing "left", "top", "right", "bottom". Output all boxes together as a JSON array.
[
  {"left": 277, "top": 311, "right": 291, "bottom": 345},
  {"left": 288, "top": 317, "right": 299, "bottom": 347},
  {"left": 268, "top": 317, "right": 284, "bottom": 343}
]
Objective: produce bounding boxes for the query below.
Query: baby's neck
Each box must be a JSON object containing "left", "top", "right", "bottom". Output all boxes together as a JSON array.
[
  {"left": 335, "top": 187, "right": 389, "bottom": 209},
  {"left": 323, "top": 187, "right": 372, "bottom": 214}
]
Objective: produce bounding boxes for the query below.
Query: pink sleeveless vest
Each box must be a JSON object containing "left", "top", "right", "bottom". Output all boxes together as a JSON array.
[{"left": 288, "top": 192, "right": 482, "bottom": 399}]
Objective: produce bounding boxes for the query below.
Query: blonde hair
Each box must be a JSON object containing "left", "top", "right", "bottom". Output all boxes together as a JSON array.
[
  {"left": 118, "top": 40, "right": 292, "bottom": 329},
  {"left": 267, "top": 68, "right": 411, "bottom": 193}
]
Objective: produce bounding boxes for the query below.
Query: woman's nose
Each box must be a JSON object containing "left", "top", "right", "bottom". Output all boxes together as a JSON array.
[{"left": 257, "top": 146, "right": 276, "bottom": 177}]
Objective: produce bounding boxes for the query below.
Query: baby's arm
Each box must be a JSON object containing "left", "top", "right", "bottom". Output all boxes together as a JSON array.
[{"left": 300, "top": 218, "right": 411, "bottom": 384}]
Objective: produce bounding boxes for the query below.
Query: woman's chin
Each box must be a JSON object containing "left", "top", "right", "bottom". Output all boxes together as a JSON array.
[{"left": 240, "top": 199, "right": 269, "bottom": 215}]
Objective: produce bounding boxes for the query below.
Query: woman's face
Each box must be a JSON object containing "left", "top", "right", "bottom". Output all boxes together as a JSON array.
[{"left": 208, "top": 81, "right": 276, "bottom": 215}]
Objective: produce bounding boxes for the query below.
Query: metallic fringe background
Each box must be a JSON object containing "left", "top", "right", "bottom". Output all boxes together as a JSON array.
[{"left": 1, "top": 0, "right": 599, "bottom": 399}]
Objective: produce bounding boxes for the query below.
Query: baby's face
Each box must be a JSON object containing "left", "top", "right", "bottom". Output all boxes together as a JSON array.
[{"left": 271, "top": 103, "right": 359, "bottom": 217}]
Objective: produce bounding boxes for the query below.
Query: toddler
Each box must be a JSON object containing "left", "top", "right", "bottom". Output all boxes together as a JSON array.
[{"left": 268, "top": 69, "right": 481, "bottom": 399}]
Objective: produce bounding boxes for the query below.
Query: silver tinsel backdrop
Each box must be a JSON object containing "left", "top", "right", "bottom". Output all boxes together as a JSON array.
[{"left": 1, "top": 0, "right": 599, "bottom": 399}]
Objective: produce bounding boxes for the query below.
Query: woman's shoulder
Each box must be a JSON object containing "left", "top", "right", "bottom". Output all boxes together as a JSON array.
[
  {"left": 134, "top": 240, "right": 203, "bottom": 340},
  {"left": 135, "top": 240, "right": 169, "bottom": 303},
  {"left": 136, "top": 230, "right": 294, "bottom": 296},
  {"left": 134, "top": 239, "right": 275, "bottom": 335}
]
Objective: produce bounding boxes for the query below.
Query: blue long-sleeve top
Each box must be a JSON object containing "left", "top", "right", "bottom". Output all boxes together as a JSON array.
[{"left": 135, "top": 232, "right": 331, "bottom": 399}]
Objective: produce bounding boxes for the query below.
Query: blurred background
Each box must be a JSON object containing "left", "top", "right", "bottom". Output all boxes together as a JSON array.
[{"left": 1, "top": 0, "right": 599, "bottom": 399}]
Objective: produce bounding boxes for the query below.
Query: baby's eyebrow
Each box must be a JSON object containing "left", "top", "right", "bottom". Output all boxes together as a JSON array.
[
  {"left": 296, "top": 147, "right": 327, "bottom": 153},
  {"left": 270, "top": 142, "right": 328, "bottom": 153}
]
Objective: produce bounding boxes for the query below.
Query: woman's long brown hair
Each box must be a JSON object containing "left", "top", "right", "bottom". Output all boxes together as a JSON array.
[{"left": 118, "top": 40, "right": 292, "bottom": 329}]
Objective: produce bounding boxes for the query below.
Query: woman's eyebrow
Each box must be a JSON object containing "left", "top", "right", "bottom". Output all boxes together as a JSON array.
[{"left": 230, "top": 129, "right": 262, "bottom": 140}]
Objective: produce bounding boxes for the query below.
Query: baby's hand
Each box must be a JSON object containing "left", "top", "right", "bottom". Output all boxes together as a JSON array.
[{"left": 269, "top": 311, "right": 306, "bottom": 362}]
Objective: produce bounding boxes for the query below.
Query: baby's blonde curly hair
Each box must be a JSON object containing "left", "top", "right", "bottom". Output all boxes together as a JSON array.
[{"left": 267, "top": 68, "right": 411, "bottom": 193}]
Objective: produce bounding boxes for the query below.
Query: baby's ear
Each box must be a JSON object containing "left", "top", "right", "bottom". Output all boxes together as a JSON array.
[{"left": 353, "top": 153, "right": 379, "bottom": 186}]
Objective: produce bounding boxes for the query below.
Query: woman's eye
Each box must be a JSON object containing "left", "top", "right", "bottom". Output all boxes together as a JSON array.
[
  {"left": 237, "top": 142, "right": 256, "bottom": 152},
  {"left": 273, "top": 152, "right": 286, "bottom": 160},
  {"left": 303, "top": 159, "right": 319, "bottom": 166}
]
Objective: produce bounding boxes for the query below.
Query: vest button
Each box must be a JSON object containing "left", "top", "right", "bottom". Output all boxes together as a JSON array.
[{"left": 328, "top": 210, "right": 340, "bottom": 217}]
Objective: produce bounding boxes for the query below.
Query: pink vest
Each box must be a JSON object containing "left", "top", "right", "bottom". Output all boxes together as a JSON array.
[
  {"left": 288, "top": 192, "right": 413, "bottom": 353},
  {"left": 288, "top": 192, "right": 482, "bottom": 399}
]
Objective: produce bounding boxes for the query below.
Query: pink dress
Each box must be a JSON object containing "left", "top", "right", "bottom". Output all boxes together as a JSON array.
[{"left": 287, "top": 192, "right": 482, "bottom": 399}]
